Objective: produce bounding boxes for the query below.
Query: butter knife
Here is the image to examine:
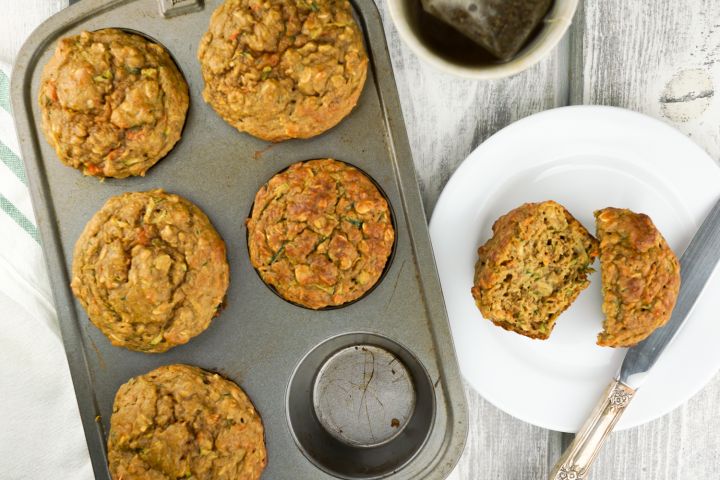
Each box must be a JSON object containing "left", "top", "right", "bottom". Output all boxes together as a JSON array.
[{"left": 549, "top": 197, "right": 720, "bottom": 480}]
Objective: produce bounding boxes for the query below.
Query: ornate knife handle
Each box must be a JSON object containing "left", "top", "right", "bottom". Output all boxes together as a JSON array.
[{"left": 549, "top": 379, "right": 636, "bottom": 480}]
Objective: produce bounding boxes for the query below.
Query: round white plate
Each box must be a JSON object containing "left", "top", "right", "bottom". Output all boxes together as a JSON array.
[{"left": 429, "top": 106, "right": 720, "bottom": 432}]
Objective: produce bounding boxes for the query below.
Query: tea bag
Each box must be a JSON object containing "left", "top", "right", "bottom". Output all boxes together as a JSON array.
[{"left": 420, "top": 0, "right": 553, "bottom": 61}]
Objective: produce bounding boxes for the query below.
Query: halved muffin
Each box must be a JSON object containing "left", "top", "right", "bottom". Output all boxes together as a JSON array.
[
  {"left": 471, "top": 201, "right": 599, "bottom": 339},
  {"left": 595, "top": 208, "right": 681, "bottom": 347}
]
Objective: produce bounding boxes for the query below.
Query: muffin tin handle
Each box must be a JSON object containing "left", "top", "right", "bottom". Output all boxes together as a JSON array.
[
  {"left": 548, "top": 379, "right": 636, "bottom": 480},
  {"left": 68, "top": 0, "right": 204, "bottom": 18},
  {"left": 158, "top": 0, "right": 204, "bottom": 17}
]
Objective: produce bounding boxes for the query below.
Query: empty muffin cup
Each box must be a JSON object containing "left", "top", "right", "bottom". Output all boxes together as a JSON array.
[
  {"left": 313, "top": 345, "right": 416, "bottom": 448},
  {"left": 287, "top": 333, "right": 435, "bottom": 479}
]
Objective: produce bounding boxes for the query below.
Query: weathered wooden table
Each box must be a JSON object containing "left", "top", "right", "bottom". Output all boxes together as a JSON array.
[
  {"left": 377, "top": 1, "right": 720, "bottom": 478},
  {"left": 4, "top": 1, "right": 719, "bottom": 479}
]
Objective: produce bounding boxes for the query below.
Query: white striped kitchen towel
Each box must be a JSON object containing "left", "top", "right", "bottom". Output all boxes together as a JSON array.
[{"left": 0, "top": 62, "right": 93, "bottom": 480}]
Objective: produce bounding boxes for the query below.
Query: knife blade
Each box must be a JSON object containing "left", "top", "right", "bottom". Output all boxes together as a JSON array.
[{"left": 550, "top": 196, "right": 720, "bottom": 480}]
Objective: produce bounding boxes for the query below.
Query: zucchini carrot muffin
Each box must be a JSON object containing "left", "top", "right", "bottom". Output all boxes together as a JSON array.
[
  {"left": 39, "top": 29, "right": 188, "bottom": 178},
  {"left": 71, "top": 190, "right": 229, "bottom": 353},
  {"left": 247, "top": 159, "right": 394, "bottom": 309},
  {"left": 108, "top": 364, "right": 267, "bottom": 480},
  {"left": 197, "top": 0, "right": 368, "bottom": 142},
  {"left": 595, "top": 208, "right": 681, "bottom": 347},
  {"left": 471, "top": 201, "right": 599, "bottom": 339}
]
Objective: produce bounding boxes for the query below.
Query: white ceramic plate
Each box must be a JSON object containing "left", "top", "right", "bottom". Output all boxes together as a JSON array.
[{"left": 429, "top": 106, "right": 720, "bottom": 432}]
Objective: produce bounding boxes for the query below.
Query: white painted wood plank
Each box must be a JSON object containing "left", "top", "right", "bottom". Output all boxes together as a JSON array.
[
  {"left": 458, "top": 379, "right": 564, "bottom": 479},
  {"left": 577, "top": 378, "right": 720, "bottom": 479},
  {"left": 0, "top": 0, "right": 68, "bottom": 67},
  {"left": 377, "top": 0, "right": 569, "bottom": 216},
  {"left": 379, "top": 0, "right": 720, "bottom": 478},
  {"left": 376, "top": 1, "right": 568, "bottom": 478},
  {"left": 571, "top": 1, "right": 720, "bottom": 478},
  {"left": 577, "top": 0, "right": 720, "bottom": 159}
]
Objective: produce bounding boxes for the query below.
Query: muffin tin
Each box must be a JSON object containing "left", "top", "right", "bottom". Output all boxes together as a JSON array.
[{"left": 11, "top": 0, "right": 468, "bottom": 478}]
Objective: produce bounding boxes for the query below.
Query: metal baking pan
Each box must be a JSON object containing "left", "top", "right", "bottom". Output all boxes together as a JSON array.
[{"left": 11, "top": 0, "right": 468, "bottom": 478}]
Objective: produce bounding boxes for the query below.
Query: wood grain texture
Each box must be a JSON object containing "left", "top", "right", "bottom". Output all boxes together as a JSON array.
[
  {"left": 575, "top": 0, "right": 720, "bottom": 477},
  {"left": 377, "top": 1, "right": 567, "bottom": 478},
  {"left": 377, "top": 1, "right": 569, "bottom": 217},
  {"left": 577, "top": 0, "right": 720, "bottom": 159},
  {"left": 378, "top": 0, "right": 720, "bottom": 478},
  {"left": 0, "top": 0, "right": 68, "bottom": 66}
]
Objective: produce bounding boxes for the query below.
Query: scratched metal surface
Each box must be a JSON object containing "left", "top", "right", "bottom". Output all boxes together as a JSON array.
[{"left": 9, "top": 0, "right": 468, "bottom": 478}]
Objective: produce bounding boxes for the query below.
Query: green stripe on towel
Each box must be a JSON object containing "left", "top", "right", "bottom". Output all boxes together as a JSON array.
[
  {"left": 0, "top": 69, "right": 10, "bottom": 113},
  {"left": 0, "top": 141, "right": 28, "bottom": 185},
  {"left": 0, "top": 193, "right": 39, "bottom": 243}
]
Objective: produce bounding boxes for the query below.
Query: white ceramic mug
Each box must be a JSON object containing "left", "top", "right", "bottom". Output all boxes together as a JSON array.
[{"left": 387, "top": 0, "right": 580, "bottom": 79}]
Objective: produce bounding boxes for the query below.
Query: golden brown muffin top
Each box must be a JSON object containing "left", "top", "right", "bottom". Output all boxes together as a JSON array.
[
  {"left": 472, "top": 201, "right": 599, "bottom": 339},
  {"left": 198, "top": 0, "right": 367, "bottom": 142},
  {"left": 247, "top": 159, "right": 394, "bottom": 309},
  {"left": 39, "top": 29, "right": 188, "bottom": 178},
  {"left": 108, "top": 364, "right": 266, "bottom": 480},
  {"left": 71, "top": 190, "right": 229, "bottom": 352},
  {"left": 595, "top": 207, "right": 681, "bottom": 347}
]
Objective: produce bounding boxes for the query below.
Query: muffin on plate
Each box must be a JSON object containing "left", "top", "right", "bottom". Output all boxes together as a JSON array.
[
  {"left": 197, "top": 0, "right": 368, "bottom": 142},
  {"left": 471, "top": 201, "right": 599, "bottom": 339},
  {"left": 247, "top": 159, "right": 394, "bottom": 309},
  {"left": 595, "top": 207, "right": 681, "bottom": 347},
  {"left": 39, "top": 29, "right": 189, "bottom": 178},
  {"left": 108, "top": 364, "right": 267, "bottom": 480},
  {"left": 71, "top": 190, "right": 229, "bottom": 352}
]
